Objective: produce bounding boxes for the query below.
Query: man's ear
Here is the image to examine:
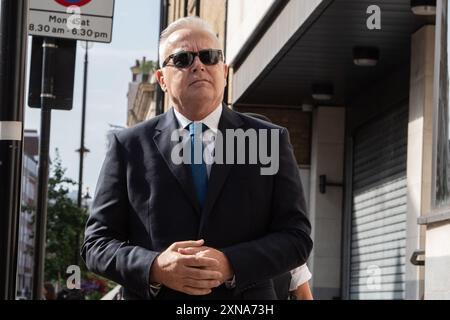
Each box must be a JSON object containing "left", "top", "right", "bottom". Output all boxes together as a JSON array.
[{"left": 155, "top": 69, "right": 167, "bottom": 92}]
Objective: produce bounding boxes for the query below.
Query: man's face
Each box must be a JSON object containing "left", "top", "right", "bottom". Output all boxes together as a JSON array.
[{"left": 156, "top": 28, "right": 228, "bottom": 117}]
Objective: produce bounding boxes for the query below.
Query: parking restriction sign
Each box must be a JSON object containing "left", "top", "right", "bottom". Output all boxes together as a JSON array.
[
  {"left": 54, "top": 0, "right": 93, "bottom": 7},
  {"left": 28, "top": 0, "right": 115, "bottom": 43}
]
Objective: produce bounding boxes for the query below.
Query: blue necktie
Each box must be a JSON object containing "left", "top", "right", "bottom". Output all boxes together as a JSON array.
[{"left": 188, "top": 122, "right": 208, "bottom": 208}]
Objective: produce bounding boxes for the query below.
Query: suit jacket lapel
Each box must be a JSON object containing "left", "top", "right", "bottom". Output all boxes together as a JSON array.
[
  {"left": 153, "top": 108, "right": 202, "bottom": 215},
  {"left": 200, "top": 104, "right": 244, "bottom": 233}
]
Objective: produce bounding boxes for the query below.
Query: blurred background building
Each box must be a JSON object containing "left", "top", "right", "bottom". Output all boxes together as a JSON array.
[
  {"left": 16, "top": 129, "right": 39, "bottom": 299},
  {"left": 127, "top": 58, "right": 158, "bottom": 126}
]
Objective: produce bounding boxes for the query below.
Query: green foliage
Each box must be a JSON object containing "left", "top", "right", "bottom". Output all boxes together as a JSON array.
[
  {"left": 139, "top": 59, "right": 156, "bottom": 74},
  {"left": 44, "top": 150, "right": 87, "bottom": 285},
  {"left": 44, "top": 150, "right": 119, "bottom": 299}
]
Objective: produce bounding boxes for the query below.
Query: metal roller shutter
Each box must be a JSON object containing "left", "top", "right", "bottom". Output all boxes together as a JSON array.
[{"left": 349, "top": 104, "right": 408, "bottom": 300}]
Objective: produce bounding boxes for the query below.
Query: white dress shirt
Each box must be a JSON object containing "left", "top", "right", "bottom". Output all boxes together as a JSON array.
[
  {"left": 173, "top": 104, "right": 222, "bottom": 177},
  {"left": 290, "top": 264, "right": 312, "bottom": 291}
]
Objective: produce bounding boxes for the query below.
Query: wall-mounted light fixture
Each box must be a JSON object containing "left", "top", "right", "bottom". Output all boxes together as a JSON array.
[
  {"left": 410, "top": 0, "right": 436, "bottom": 16},
  {"left": 353, "top": 46, "right": 379, "bottom": 67}
]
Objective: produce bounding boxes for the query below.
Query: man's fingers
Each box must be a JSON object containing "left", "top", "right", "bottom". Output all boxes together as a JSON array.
[
  {"left": 183, "top": 278, "right": 221, "bottom": 289},
  {"left": 183, "top": 266, "right": 223, "bottom": 281},
  {"left": 171, "top": 239, "right": 204, "bottom": 250},
  {"left": 182, "top": 286, "right": 212, "bottom": 296},
  {"left": 182, "top": 255, "right": 219, "bottom": 268},
  {"left": 178, "top": 247, "right": 206, "bottom": 255}
]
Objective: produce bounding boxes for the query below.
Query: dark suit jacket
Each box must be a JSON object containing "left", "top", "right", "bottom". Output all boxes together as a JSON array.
[{"left": 81, "top": 105, "right": 313, "bottom": 300}]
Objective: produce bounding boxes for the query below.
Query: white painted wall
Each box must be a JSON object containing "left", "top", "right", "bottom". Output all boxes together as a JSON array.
[
  {"left": 425, "top": 222, "right": 450, "bottom": 299},
  {"left": 230, "top": 0, "right": 324, "bottom": 103},
  {"left": 226, "top": 0, "right": 276, "bottom": 64},
  {"left": 406, "top": 25, "right": 434, "bottom": 300},
  {"left": 309, "top": 106, "right": 345, "bottom": 300}
]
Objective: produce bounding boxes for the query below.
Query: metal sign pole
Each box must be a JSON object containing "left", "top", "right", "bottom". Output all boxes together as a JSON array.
[
  {"left": 32, "top": 37, "right": 57, "bottom": 300},
  {"left": 77, "top": 41, "right": 90, "bottom": 209},
  {"left": 0, "top": 0, "right": 28, "bottom": 300},
  {"left": 75, "top": 41, "right": 91, "bottom": 266}
]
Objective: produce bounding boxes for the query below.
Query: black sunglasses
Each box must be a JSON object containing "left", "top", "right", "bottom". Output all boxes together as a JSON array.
[{"left": 162, "top": 49, "right": 223, "bottom": 68}]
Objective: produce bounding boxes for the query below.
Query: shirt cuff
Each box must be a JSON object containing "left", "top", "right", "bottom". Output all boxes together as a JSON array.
[{"left": 289, "top": 264, "right": 312, "bottom": 291}]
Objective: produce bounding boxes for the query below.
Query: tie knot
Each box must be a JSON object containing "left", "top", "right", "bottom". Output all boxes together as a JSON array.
[{"left": 187, "top": 122, "right": 208, "bottom": 136}]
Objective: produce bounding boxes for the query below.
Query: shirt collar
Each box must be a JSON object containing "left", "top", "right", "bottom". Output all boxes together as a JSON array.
[{"left": 173, "top": 104, "right": 222, "bottom": 134}]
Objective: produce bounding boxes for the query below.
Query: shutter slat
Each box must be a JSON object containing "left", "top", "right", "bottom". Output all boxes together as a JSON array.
[{"left": 349, "top": 104, "right": 408, "bottom": 300}]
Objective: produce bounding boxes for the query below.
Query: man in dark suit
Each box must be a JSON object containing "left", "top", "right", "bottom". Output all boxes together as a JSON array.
[{"left": 81, "top": 16, "right": 312, "bottom": 300}]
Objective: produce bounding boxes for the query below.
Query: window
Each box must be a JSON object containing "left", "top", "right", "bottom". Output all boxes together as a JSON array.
[{"left": 433, "top": 0, "right": 450, "bottom": 209}]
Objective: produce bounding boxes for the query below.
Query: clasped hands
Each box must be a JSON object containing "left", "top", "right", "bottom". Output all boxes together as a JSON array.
[{"left": 149, "top": 239, "right": 234, "bottom": 295}]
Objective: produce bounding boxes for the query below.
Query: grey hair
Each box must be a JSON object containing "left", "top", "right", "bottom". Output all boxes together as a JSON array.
[{"left": 159, "top": 16, "right": 221, "bottom": 68}]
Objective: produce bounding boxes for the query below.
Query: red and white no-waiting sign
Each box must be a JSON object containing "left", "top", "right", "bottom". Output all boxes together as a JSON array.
[
  {"left": 54, "top": 0, "right": 92, "bottom": 7},
  {"left": 28, "top": 0, "right": 115, "bottom": 43}
]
